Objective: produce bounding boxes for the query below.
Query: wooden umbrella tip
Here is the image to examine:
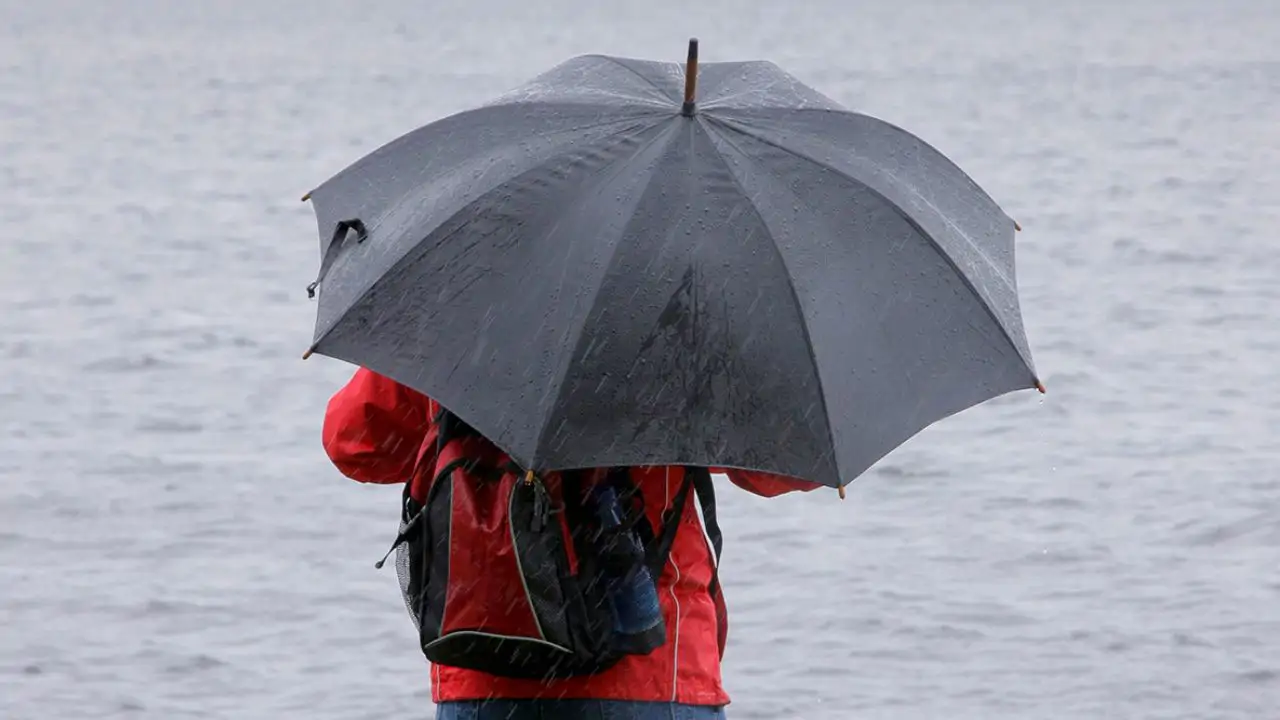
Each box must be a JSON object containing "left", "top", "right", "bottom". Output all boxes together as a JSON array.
[
  {"left": 1013, "top": 219, "right": 1022, "bottom": 232},
  {"left": 1035, "top": 379, "right": 1046, "bottom": 394},
  {"left": 837, "top": 484, "right": 846, "bottom": 500},
  {"left": 681, "top": 38, "right": 699, "bottom": 116},
  {"left": 302, "top": 348, "right": 314, "bottom": 360},
  {"left": 301, "top": 192, "right": 312, "bottom": 202}
]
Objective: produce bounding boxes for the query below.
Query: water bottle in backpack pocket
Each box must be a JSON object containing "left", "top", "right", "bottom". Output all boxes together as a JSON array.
[{"left": 587, "top": 482, "right": 666, "bottom": 654}]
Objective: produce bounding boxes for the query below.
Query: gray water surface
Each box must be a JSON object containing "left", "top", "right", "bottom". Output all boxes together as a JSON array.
[{"left": 2, "top": 1, "right": 1278, "bottom": 718}]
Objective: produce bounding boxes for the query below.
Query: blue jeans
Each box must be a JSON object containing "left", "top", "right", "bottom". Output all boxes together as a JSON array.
[{"left": 435, "top": 699, "right": 726, "bottom": 719}]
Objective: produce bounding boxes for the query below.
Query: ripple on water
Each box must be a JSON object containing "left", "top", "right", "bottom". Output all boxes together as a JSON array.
[{"left": 81, "top": 354, "right": 179, "bottom": 373}]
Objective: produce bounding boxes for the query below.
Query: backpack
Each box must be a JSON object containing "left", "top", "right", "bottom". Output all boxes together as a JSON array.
[{"left": 376, "top": 408, "right": 723, "bottom": 680}]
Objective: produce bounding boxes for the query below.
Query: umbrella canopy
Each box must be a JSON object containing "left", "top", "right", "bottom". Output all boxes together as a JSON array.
[{"left": 302, "top": 40, "right": 1042, "bottom": 489}]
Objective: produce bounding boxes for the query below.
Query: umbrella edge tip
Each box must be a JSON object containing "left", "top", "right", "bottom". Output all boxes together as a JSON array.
[{"left": 1035, "top": 379, "right": 1046, "bottom": 394}]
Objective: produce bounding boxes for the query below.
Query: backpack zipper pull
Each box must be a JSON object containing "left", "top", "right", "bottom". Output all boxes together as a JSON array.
[
  {"left": 374, "top": 507, "right": 425, "bottom": 569},
  {"left": 374, "top": 542, "right": 398, "bottom": 570},
  {"left": 531, "top": 477, "right": 550, "bottom": 532}
]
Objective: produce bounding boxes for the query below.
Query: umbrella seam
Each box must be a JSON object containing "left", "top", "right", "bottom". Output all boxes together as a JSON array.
[
  {"left": 529, "top": 121, "right": 686, "bottom": 467},
  {"left": 311, "top": 118, "right": 676, "bottom": 469},
  {"left": 711, "top": 108, "right": 1012, "bottom": 267},
  {"left": 308, "top": 111, "right": 670, "bottom": 352},
  {"left": 692, "top": 119, "right": 842, "bottom": 488},
  {"left": 588, "top": 54, "right": 684, "bottom": 106},
  {"left": 707, "top": 126, "right": 1033, "bottom": 469},
  {"left": 706, "top": 115, "right": 1037, "bottom": 377},
  {"left": 306, "top": 102, "right": 669, "bottom": 202},
  {"left": 708, "top": 114, "right": 1015, "bottom": 293},
  {"left": 753, "top": 108, "right": 1007, "bottom": 215},
  {"left": 704, "top": 123, "right": 925, "bottom": 464}
]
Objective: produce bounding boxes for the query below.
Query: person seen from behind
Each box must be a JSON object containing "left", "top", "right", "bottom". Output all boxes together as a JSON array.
[{"left": 323, "top": 368, "right": 820, "bottom": 720}]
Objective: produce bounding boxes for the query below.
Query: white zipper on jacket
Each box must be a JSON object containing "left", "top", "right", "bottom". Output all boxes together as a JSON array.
[{"left": 665, "top": 467, "right": 682, "bottom": 703}]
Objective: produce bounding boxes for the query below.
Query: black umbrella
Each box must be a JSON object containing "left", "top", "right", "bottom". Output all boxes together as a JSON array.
[{"left": 301, "top": 40, "right": 1042, "bottom": 490}]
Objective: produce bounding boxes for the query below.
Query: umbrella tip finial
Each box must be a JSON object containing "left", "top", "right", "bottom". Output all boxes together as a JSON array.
[
  {"left": 682, "top": 38, "right": 699, "bottom": 116},
  {"left": 837, "top": 484, "right": 846, "bottom": 500},
  {"left": 1035, "top": 379, "right": 1046, "bottom": 394},
  {"left": 1013, "top": 219, "right": 1022, "bottom": 232},
  {"left": 302, "top": 347, "right": 314, "bottom": 360},
  {"left": 301, "top": 192, "right": 312, "bottom": 202}
]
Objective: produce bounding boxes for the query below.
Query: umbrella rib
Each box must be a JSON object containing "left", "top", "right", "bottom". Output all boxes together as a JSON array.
[
  {"left": 707, "top": 116, "right": 1035, "bottom": 376},
  {"left": 751, "top": 108, "right": 1008, "bottom": 213},
  {"left": 307, "top": 111, "right": 670, "bottom": 352},
  {"left": 316, "top": 116, "right": 678, "bottom": 469},
  {"left": 311, "top": 104, "right": 666, "bottom": 204},
  {"left": 693, "top": 121, "right": 842, "bottom": 487},
  {"left": 590, "top": 54, "right": 683, "bottom": 105},
  {"left": 698, "top": 77, "right": 800, "bottom": 112},
  {"left": 529, "top": 122, "right": 686, "bottom": 467},
  {"left": 710, "top": 114, "right": 1014, "bottom": 291},
  {"left": 705, "top": 125, "right": 925, "bottom": 426}
]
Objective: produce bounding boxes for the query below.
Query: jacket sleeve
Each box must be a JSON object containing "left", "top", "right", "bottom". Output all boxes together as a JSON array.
[
  {"left": 322, "top": 368, "right": 433, "bottom": 485},
  {"left": 720, "top": 469, "right": 825, "bottom": 498}
]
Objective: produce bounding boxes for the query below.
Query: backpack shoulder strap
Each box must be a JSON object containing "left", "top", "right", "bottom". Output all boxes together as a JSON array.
[
  {"left": 644, "top": 472, "right": 693, "bottom": 581},
  {"left": 433, "top": 406, "right": 454, "bottom": 455},
  {"left": 686, "top": 467, "right": 723, "bottom": 598},
  {"left": 643, "top": 467, "right": 723, "bottom": 598},
  {"left": 377, "top": 407, "right": 462, "bottom": 569},
  {"left": 558, "top": 468, "right": 590, "bottom": 535}
]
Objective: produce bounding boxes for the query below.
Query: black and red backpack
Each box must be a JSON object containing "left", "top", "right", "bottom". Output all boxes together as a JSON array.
[{"left": 376, "top": 407, "right": 722, "bottom": 680}]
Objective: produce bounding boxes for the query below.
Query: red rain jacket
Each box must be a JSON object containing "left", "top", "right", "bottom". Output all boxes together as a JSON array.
[{"left": 323, "top": 368, "right": 819, "bottom": 705}]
